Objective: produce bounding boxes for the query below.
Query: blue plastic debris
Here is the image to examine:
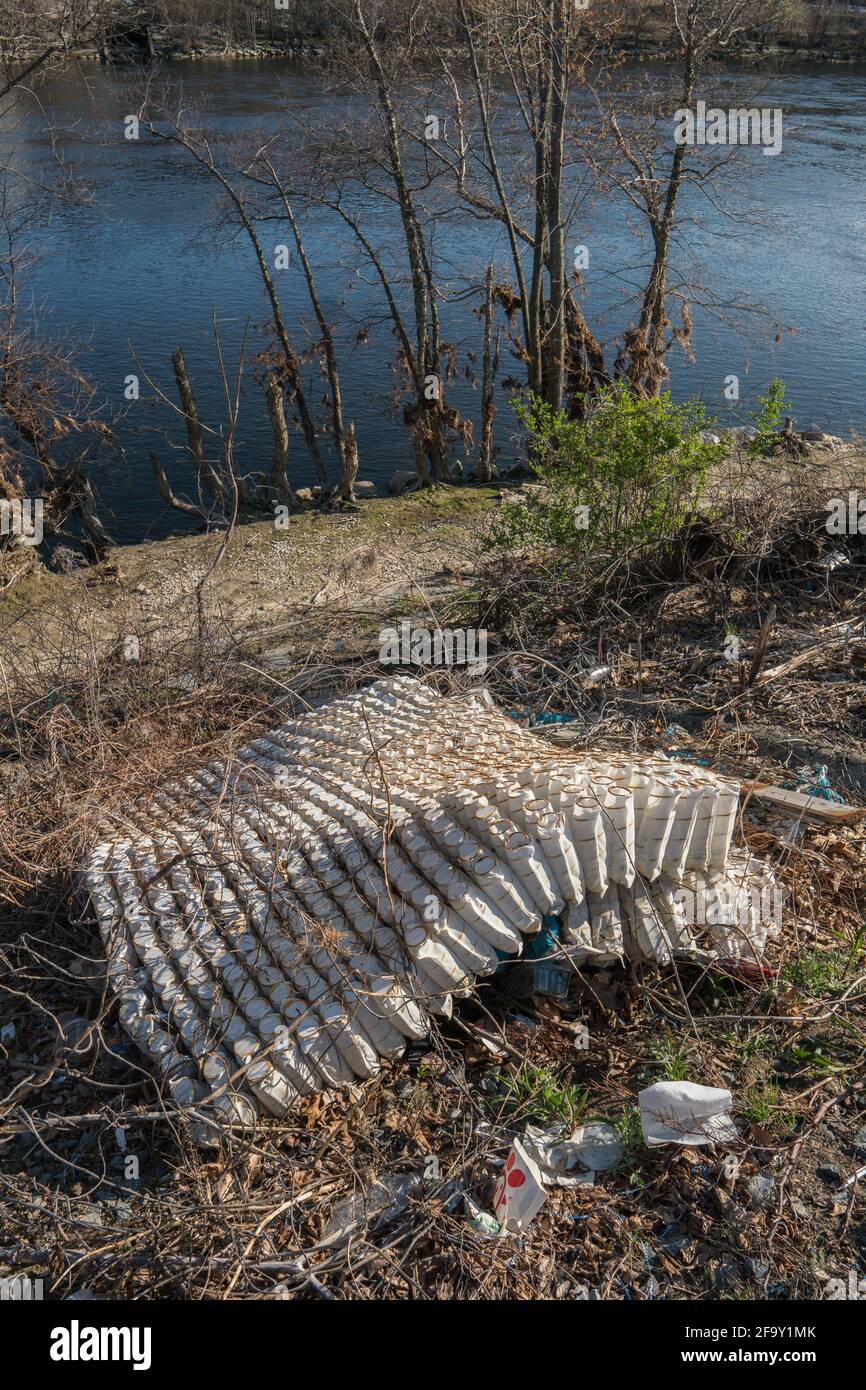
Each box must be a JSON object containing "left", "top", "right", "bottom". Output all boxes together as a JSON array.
[
  {"left": 784, "top": 763, "right": 845, "bottom": 805},
  {"left": 663, "top": 724, "right": 690, "bottom": 741},
  {"left": 523, "top": 916, "right": 563, "bottom": 961},
  {"left": 506, "top": 708, "right": 575, "bottom": 727},
  {"left": 665, "top": 749, "right": 710, "bottom": 766}
]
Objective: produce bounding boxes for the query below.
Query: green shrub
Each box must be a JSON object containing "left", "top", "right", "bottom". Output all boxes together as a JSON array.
[
  {"left": 748, "top": 378, "right": 787, "bottom": 458},
  {"left": 491, "top": 386, "right": 724, "bottom": 559}
]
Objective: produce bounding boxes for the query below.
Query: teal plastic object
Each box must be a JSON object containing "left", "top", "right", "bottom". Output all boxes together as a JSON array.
[
  {"left": 507, "top": 708, "right": 575, "bottom": 727},
  {"left": 495, "top": 916, "right": 571, "bottom": 999}
]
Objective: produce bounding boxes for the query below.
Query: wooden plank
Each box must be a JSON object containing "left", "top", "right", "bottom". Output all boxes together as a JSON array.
[{"left": 743, "top": 782, "right": 866, "bottom": 824}]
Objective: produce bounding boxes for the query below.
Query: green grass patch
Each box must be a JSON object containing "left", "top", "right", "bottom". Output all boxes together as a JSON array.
[{"left": 486, "top": 1064, "right": 588, "bottom": 1128}]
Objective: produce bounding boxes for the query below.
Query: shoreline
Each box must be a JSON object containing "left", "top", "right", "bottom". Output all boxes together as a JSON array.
[
  {"left": 4, "top": 39, "right": 866, "bottom": 71},
  {"left": 2, "top": 436, "right": 864, "bottom": 648}
]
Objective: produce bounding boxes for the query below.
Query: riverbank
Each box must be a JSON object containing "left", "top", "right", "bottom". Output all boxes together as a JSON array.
[
  {"left": 49, "top": 39, "right": 866, "bottom": 68},
  {"left": 5, "top": 25, "right": 866, "bottom": 69},
  {"left": 0, "top": 487, "right": 501, "bottom": 690},
  {"left": 2, "top": 433, "right": 865, "bottom": 669}
]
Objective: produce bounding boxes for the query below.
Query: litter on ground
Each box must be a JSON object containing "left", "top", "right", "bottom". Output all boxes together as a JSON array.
[{"left": 82, "top": 676, "right": 783, "bottom": 1136}]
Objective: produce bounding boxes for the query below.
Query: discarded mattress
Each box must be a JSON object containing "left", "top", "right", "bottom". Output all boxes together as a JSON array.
[{"left": 83, "top": 676, "right": 779, "bottom": 1135}]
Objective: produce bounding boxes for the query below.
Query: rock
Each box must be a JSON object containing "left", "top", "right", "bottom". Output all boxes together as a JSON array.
[
  {"left": 294, "top": 488, "right": 314, "bottom": 503},
  {"left": 700, "top": 431, "right": 722, "bottom": 445},
  {"left": 389, "top": 469, "right": 417, "bottom": 495},
  {"left": 816, "top": 1164, "right": 843, "bottom": 1187},
  {"left": 354, "top": 480, "right": 376, "bottom": 494},
  {"left": 746, "top": 1174, "right": 775, "bottom": 1210},
  {"left": 854, "top": 1125, "right": 866, "bottom": 1158},
  {"left": 466, "top": 462, "right": 499, "bottom": 481},
  {"left": 744, "top": 1256, "right": 770, "bottom": 1281},
  {"left": 449, "top": 460, "right": 464, "bottom": 480},
  {"left": 658, "top": 1226, "right": 691, "bottom": 1255},
  {"left": 802, "top": 428, "right": 826, "bottom": 442}
]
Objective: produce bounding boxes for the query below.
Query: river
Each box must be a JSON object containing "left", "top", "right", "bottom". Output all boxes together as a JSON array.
[{"left": 9, "top": 58, "right": 866, "bottom": 545}]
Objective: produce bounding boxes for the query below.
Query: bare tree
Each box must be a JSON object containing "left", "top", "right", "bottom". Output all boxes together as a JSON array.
[
  {"left": 298, "top": 0, "right": 468, "bottom": 485},
  {"left": 421, "top": 0, "right": 785, "bottom": 415},
  {"left": 137, "top": 100, "right": 333, "bottom": 492},
  {"left": 0, "top": 5, "right": 120, "bottom": 574},
  {"left": 0, "top": 1, "right": 116, "bottom": 107},
  {"left": 255, "top": 155, "right": 359, "bottom": 501},
  {"left": 432, "top": 0, "right": 612, "bottom": 410}
]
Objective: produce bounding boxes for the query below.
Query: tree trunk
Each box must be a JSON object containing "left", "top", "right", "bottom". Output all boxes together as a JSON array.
[
  {"left": 545, "top": 0, "right": 568, "bottom": 412},
  {"left": 340, "top": 420, "right": 359, "bottom": 502},
  {"left": 264, "top": 373, "right": 297, "bottom": 506},
  {"left": 171, "top": 347, "right": 225, "bottom": 501},
  {"left": 480, "top": 265, "right": 498, "bottom": 482}
]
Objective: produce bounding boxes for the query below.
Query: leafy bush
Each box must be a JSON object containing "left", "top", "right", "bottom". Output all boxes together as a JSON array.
[
  {"left": 491, "top": 387, "right": 724, "bottom": 559},
  {"left": 748, "top": 378, "right": 788, "bottom": 458}
]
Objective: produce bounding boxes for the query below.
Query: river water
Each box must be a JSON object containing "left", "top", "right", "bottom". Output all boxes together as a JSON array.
[{"left": 9, "top": 58, "right": 866, "bottom": 544}]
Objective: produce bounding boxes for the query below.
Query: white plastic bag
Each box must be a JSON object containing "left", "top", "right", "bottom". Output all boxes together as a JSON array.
[{"left": 639, "top": 1081, "right": 738, "bottom": 1147}]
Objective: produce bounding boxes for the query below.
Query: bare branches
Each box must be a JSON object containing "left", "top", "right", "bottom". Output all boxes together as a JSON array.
[
  {"left": 137, "top": 103, "right": 330, "bottom": 491},
  {"left": 480, "top": 264, "right": 500, "bottom": 482},
  {"left": 258, "top": 156, "right": 356, "bottom": 501},
  {"left": 0, "top": 1, "right": 116, "bottom": 110}
]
